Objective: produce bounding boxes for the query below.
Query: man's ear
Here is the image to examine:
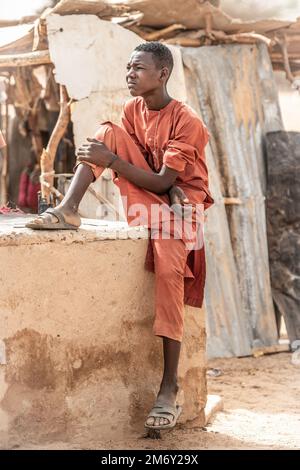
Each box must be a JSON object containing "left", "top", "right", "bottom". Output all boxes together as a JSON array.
[{"left": 160, "top": 67, "right": 169, "bottom": 82}]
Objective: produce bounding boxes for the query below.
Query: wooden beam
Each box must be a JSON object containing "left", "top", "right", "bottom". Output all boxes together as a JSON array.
[
  {"left": 271, "top": 52, "right": 300, "bottom": 61},
  {"left": 165, "top": 31, "right": 271, "bottom": 48},
  {"left": 0, "top": 101, "right": 9, "bottom": 206},
  {"left": 219, "top": 32, "right": 272, "bottom": 47},
  {"left": 0, "top": 50, "right": 51, "bottom": 68},
  {"left": 204, "top": 12, "right": 213, "bottom": 37},
  {"left": 165, "top": 37, "right": 202, "bottom": 47},
  {"left": 40, "top": 180, "right": 64, "bottom": 201},
  {"left": 87, "top": 186, "right": 122, "bottom": 219},
  {"left": 144, "top": 24, "right": 186, "bottom": 41},
  {"left": 0, "top": 16, "right": 38, "bottom": 27},
  {"left": 275, "top": 35, "right": 297, "bottom": 85},
  {"left": 252, "top": 340, "right": 290, "bottom": 357},
  {"left": 223, "top": 197, "right": 242, "bottom": 205},
  {"left": 33, "top": 17, "right": 48, "bottom": 52}
]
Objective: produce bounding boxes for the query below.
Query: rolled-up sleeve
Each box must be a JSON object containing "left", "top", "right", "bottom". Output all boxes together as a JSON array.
[
  {"left": 163, "top": 116, "right": 209, "bottom": 172},
  {"left": 121, "top": 102, "right": 135, "bottom": 136}
]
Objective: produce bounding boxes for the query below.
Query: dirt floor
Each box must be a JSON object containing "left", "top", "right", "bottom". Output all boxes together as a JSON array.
[{"left": 21, "top": 351, "right": 300, "bottom": 450}]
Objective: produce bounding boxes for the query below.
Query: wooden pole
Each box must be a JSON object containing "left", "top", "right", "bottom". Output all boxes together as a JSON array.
[
  {"left": 204, "top": 12, "right": 213, "bottom": 37},
  {"left": 144, "top": 24, "right": 186, "bottom": 41},
  {"left": 40, "top": 85, "right": 70, "bottom": 203},
  {"left": 223, "top": 197, "right": 242, "bottom": 205},
  {"left": 0, "top": 16, "right": 38, "bottom": 27},
  {"left": 276, "top": 35, "right": 298, "bottom": 87},
  {"left": 165, "top": 37, "right": 202, "bottom": 47},
  {"left": 165, "top": 32, "right": 271, "bottom": 48},
  {"left": 0, "top": 100, "right": 9, "bottom": 206},
  {"left": 0, "top": 50, "right": 51, "bottom": 69},
  {"left": 87, "top": 186, "right": 121, "bottom": 219}
]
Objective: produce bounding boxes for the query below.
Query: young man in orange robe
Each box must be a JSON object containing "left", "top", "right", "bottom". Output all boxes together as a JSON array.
[{"left": 27, "top": 42, "right": 214, "bottom": 430}]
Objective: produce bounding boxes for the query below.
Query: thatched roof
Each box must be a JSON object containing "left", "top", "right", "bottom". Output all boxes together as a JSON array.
[{"left": 0, "top": 0, "right": 299, "bottom": 80}]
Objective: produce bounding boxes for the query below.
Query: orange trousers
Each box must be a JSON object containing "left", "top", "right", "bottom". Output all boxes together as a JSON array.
[{"left": 77, "top": 122, "right": 192, "bottom": 342}]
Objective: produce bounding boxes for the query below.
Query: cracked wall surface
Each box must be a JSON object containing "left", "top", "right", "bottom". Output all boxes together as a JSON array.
[{"left": 0, "top": 215, "right": 206, "bottom": 447}]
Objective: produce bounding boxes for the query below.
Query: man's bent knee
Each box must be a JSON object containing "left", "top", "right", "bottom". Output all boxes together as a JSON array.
[{"left": 73, "top": 161, "right": 101, "bottom": 182}]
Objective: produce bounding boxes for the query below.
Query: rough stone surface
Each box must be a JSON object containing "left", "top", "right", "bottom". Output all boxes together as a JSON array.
[{"left": 0, "top": 215, "right": 206, "bottom": 448}]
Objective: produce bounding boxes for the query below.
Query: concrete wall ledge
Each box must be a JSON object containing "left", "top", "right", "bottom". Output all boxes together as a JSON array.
[
  {"left": 0, "top": 215, "right": 206, "bottom": 447},
  {"left": 0, "top": 215, "right": 149, "bottom": 247}
]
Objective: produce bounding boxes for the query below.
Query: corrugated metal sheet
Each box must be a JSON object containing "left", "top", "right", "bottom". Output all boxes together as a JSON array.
[
  {"left": 266, "top": 131, "right": 300, "bottom": 347},
  {"left": 182, "top": 44, "right": 283, "bottom": 357}
]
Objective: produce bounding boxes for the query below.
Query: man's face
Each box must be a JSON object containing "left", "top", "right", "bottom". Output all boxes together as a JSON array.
[{"left": 126, "top": 51, "right": 165, "bottom": 96}]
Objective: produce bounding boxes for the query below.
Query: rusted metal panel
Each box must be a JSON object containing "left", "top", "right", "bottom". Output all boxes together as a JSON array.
[
  {"left": 183, "top": 44, "right": 283, "bottom": 357},
  {"left": 266, "top": 131, "right": 300, "bottom": 348},
  {"left": 204, "top": 148, "right": 253, "bottom": 358}
]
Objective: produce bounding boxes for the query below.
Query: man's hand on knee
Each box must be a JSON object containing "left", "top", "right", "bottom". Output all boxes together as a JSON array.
[
  {"left": 169, "top": 185, "right": 189, "bottom": 206},
  {"left": 169, "top": 185, "right": 194, "bottom": 218},
  {"left": 77, "top": 138, "right": 117, "bottom": 168}
]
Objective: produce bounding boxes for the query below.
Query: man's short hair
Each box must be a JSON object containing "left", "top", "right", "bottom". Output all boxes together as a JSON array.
[{"left": 134, "top": 41, "right": 174, "bottom": 76}]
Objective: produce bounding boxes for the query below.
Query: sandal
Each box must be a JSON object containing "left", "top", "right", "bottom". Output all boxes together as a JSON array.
[{"left": 25, "top": 208, "right": 80, "bottom": 230}]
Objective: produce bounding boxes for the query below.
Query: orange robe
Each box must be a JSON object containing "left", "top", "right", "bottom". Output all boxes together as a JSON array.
[{"left": 77, "top": 97, "right": 214, "bottom": 341}]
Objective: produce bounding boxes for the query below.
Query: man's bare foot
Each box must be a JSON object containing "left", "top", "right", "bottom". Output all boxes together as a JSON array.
[
  {"left": 146, "top": 381, "right": 179, "bottom": 427},
  {"left": 29, "top": 205, "right": 81, "bottom": 227}
]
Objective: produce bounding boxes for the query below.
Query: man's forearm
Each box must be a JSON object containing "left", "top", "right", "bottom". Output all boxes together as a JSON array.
[{"left": 111, "top": 154, "right": 176, "bottom": 194}]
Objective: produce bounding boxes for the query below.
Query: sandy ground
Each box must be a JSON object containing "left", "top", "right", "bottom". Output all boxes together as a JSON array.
[{"left": 21, "top": 351, "right": 300, "bottom": 450}]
